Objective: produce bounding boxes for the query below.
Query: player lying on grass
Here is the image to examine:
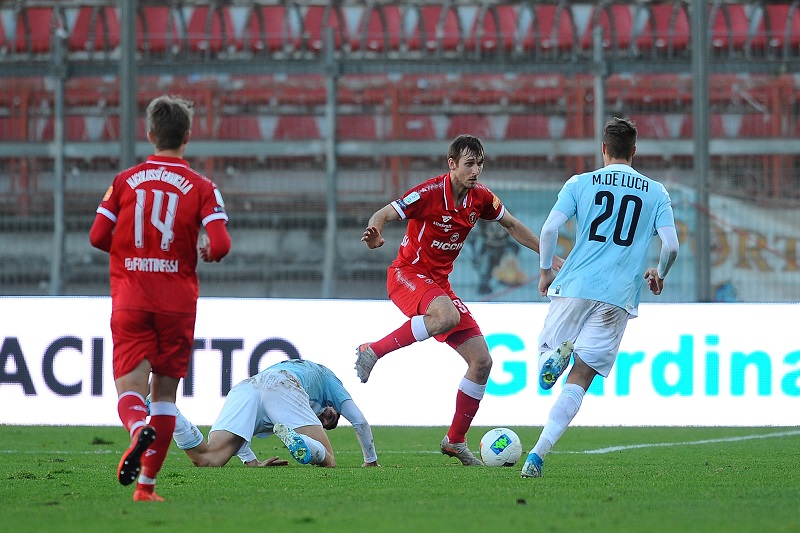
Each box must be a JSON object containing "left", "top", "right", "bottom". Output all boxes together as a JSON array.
[{"left": 168, "top": 359, "right": 379, "bottom": 468}]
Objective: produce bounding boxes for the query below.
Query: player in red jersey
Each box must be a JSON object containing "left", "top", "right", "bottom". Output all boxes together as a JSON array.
[
  {"left": 89, "top": 95, "right": 231, "bottom": 501},
  {"left": 355, "top": 134, "right": 563, "bottom": 465}
]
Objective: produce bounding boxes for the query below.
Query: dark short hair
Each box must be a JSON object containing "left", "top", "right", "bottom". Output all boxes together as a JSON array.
[
  {"left": 448, "top": 134, "right": 484, "bottom": 164},
  {"left": 146, "top": 95, "right": 193, "bottom": 151},
  {"left": 603, "top": 117, "right": 637, "bottom": 160}
]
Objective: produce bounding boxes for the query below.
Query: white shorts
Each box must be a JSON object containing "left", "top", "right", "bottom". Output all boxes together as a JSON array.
[
  {"left": 538, "top": 297, "right": 630, "bottom": 377},
  {"left": 210, "top": 369, "right": 322, "bottom": 444}
]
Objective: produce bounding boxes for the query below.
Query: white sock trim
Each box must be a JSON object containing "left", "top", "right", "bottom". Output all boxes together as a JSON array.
[
  {"left": 118, "top": 391, "right": 145, "bottom": 403},
  {"left": 458, "top": 377, "right": 486, "bottom": 400},
  {"left": 411, "top": 315, "right": 431, "bottom": 342},
  {"left": 149, "top": 401, "right": 178, "bottom": 417}
]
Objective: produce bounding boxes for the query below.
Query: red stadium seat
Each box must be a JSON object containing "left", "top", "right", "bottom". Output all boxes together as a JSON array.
[
  {"left": 396, "top": 115, "right": 437, "bottom": 140},
  {"left": 682, "top": 114, "right": 741, "bottom": 139},
  {"left": 505, "top": 114, "right": 557, "bottom": 139},
  {"left": 765, "top": 4, "right": 800, "bottom": 54},
  {"left": 137, "top": 6, "right": 183, "bottom": 55},
  {"left": 580, "top": 4, "right": 634, "bottom": 53},
  {"left": 465, "top": 5, "right": 517, "bottom": 54},
  {"left": 68, "top": 6, "right": 120, "bottom": 53},
  {"left": 0, "top": 117, "right": 26, "bottom": 141},
  {"left": 522, "top": 4, "right": 575, "bottom": 54},
  {"left": 419, "top": 5, "right": 462, "bottom": 52},
  {"left": 627, "top": 114, "right": 673, "bottom": 139},
  {"left": 446, "top": 115, "right": 495, "bottom": 140},
  {"left": 15, "top": 7, "right": 59, "bottom": 54},
  {"left": 710, "top": 3, "right": 750, "bottom": 53},
  {"left": 337, "top": 115, "right": 379, "bottom": 140},
  {"left": 638, "top": 3, "right": 690, "bottom": 56},
  {"left": 739, "top": 114, "right": 778, "bottom": 137},
  {"left": 218, "top": 116, "right": 263, "bottom": 140},
  {"left": 36, "top": 116, "right": 91, "bottom": 141},
  {"left": 302, "top": 5, "right": 348, "bottom": 53},
  {"left": 245, "top": 5, "right": 300, "bottom": 53},
  {"left": 274, "top": 115, "right": 321, "bottom": 140},
  {"left": 351, "top": 4, "right": 403, "bottom": 53},
  {"left": 187, "top": 6, "right": 240, "bottom": 54}
]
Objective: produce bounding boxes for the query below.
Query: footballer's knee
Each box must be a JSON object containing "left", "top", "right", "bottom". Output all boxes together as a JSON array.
[{"left": 471, "top": 355, "right": 492, "bottom": 380}]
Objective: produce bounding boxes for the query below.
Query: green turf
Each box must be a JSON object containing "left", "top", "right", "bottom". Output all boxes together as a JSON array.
[{"left": 1, "top": 425, "right": 799, "bottom": 532}]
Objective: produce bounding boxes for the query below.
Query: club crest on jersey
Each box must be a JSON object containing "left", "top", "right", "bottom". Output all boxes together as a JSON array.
[
  {"left": 469, "top": 211, "right": 478, "bottom": 225},
  {"left": 450, "top": 233, "right": 460, "bottom": 242}
]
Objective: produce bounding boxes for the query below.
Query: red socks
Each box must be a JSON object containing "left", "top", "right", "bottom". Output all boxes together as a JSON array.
[
  {"left": 117, "top": 393, "right": 148, "bottom": 434},
  {"left": 447, "top": 390, "right": 481, "bottom": 444},
  {"left": 370, "top": 319, "right": 416, "bottom": 357},
  {"left": 140, "top": 414, "right": 176, "bottom": 480}
]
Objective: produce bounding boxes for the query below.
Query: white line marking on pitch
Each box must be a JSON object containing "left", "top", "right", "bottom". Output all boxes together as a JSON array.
[
  {"left": 562, "top": 429, "right": 800, "bottom": 455},
  {"left": 2, "top": 430, "right": 799, "bottom": 456}
]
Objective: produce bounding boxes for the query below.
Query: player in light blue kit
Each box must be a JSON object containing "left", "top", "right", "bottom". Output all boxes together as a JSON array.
[
  {"left": 170, "top": 359, "right": 379, "bottom": 468},
  {"left": 521, "top": 117, "right": 679, "bottom": 478}
]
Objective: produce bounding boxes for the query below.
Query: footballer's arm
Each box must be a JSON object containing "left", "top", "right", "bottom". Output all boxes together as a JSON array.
[{"left": 339, "top": 399, "right": 380, "bottom": 467}]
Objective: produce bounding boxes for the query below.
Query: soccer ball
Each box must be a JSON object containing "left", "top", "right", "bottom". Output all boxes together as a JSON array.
[{"left": 479, "top": 428, "right": 523, "bottom": 467}]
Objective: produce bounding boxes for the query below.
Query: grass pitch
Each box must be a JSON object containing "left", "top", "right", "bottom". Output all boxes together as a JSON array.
[{"left": 2, "top": 425, "right": 799, "bottom": 532}]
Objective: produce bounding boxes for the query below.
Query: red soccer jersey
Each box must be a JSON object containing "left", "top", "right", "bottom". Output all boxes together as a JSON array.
[
  {"left": 95, "top": 155, "right": 228, "bottom": 314},
  {"left": 389, "top": 174, "right": 505, "bottom": 289}
]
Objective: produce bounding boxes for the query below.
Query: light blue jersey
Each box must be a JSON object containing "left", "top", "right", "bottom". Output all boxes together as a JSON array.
[
  {"left": 270, "top": 359, "right": 352, "bottom": 416},
  {"left": 547, "top": 163, "right": 675, "bottom": 315}
]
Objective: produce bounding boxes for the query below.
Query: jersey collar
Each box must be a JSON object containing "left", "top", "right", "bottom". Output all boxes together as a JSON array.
[
  {"left": 442, "top": 174, "right": 473, "bottom": 212},
  {"left": 147, "top": 154, "right": 190, "bottom": 168}
]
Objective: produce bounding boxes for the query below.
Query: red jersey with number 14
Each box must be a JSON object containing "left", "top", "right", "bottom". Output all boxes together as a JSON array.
[
  {"left": 389, "top": 174, "right": 505, "bottom": 290},
  {"left": 95, "top": 155, "right": 228, "bottom": 314}
]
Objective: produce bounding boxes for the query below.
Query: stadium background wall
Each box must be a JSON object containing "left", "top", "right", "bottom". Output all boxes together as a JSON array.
[
  {"left": 1, "top": 297, "right": 798, "bottom": 427},
  {"left": 0, "top": 0, "right": 798, "bottom": 301}
]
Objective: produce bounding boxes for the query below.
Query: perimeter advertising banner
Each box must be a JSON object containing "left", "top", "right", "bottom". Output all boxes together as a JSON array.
[{"left": 1, "top": 297, "right": 798, "bottom": 427}]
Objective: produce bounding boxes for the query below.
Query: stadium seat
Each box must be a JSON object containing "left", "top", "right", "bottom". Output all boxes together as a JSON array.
[
  {"left": 67, "top": 5, "right": 120, "bottom": 53},
  {"left": 0, "top": 117, "right": 26, "bottom": 141},
  {"left": 638, "top": 2, "right": 690, "bottom": 57},
  {"left": 446, "top": 115, "right": 495, "bottom": 140},
  {"left": 465, "top": 5, "right": 518, "bottom": 54},
  {"left": 337, "top": 114, "right": 380, "bottom": 140},
  {"left": 627, "top": 114, "right": 674, "bottom": 139},
  {"left": 682, "top": 114, "right": 741, "bottom": 139},
  {"left": 419, "top": 5, "right": 462, "bottom": 53},
  {"left": 739, "top": 113, "right": 778, "bottom": 137},
  {"left": 14, "top": 7, "right": 61, "bottom": 54},
  {"left": 136, "top": 5, "right": 184, "bottom": 55},
  {"left": 710, "top": 3, "right": 750, "bottom": 54},
  {"left": 395, "top": 115, "right": 438, "bottom": 140},
  {"left": 522, "top": 4, "right": 575, "bottom": 55},
  {"left": 274, "top": 115, "right": 322, "bottom": 140},
  {"left": 187, "top": 6, "right": 240, "bottom": 55},
  {"left": 765, "top": 4, "right": 800, "bottom": 55},
  {"left": 301, "top": 5, "right": 348, "bottom": 53},
  {"left": 218, "top": 115, "right": 263, "bottom": 140},
  {"left": 580, "top": 4, "right": 634, "bottom": 53},
  {"left": 37, "top": 115, "right": 87, "bottom": 141},
  {"left": 351, "top": 4, "right": 403, "bottom": 53},
  {"left": 505, "top": 114, "right": 557, "bottom": 139},
  {"left": 244, "top": 5, "right": 300, "bottom": 53}
]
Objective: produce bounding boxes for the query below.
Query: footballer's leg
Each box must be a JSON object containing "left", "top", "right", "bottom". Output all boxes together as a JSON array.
[
  {"left": 274, "top": 424, "right": 334, "bottom": 467},
  {"left": 134, "top": 374, "right": 180, "bottom": 500},
  {"left": 441, "top": 334, "right": 490, "bottom": 466},
  {"left": 115, "top": 360, "right": 156, "bottom": 487},
  {"left": 522, "top": 359, "right": 592, "bottom": 479}
]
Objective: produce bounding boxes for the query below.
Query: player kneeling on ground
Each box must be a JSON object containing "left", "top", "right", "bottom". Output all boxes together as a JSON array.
[{"left": 172, "top": 359, "right": 379, "bottom": 468}]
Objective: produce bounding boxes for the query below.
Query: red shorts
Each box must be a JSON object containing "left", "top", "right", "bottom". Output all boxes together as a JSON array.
[
  {"left": 110, "top": 309, "right": 195, "bottom": 379},
  {"left": 386, "top": 265, "right": 482, "bottom": 349}
]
